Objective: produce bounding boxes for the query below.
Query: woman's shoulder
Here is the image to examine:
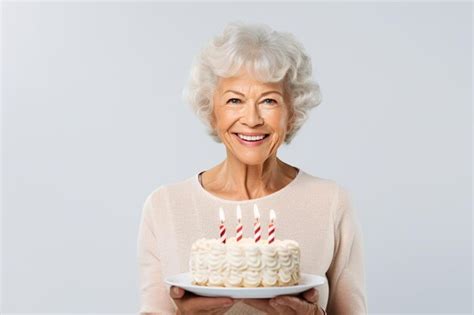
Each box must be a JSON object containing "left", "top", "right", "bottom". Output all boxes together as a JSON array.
[
  {"left": 298, "top": 170, "right": 356, "bottom": 220},
  {"left": 298, "top": 169, "right": 344, "bottom": 195},
  {"left": 143, "top": 173, "right": 198, "bottom": 203},
  {"left": 298, "top": 170, "right": 356, "bottom": 210}
]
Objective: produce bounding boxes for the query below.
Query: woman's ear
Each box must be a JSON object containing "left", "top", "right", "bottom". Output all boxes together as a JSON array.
[
  {"left": 286, "top": 104, "right": 295, "bottom": 133},
  {"left": 283, "top": 82, "right": 294, "bottom": 133},
  {"left": 209, "top": 111, "right": 217, "bottom": 130},
  {"left": 209, "top": 93, "right": 218, "bottom": 130}
]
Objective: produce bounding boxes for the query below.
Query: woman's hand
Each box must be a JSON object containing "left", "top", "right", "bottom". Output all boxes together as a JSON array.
[
  {"left": 242, "top": 288, "right": 325, "bottom": 315},
  {"left": 169, "top": 286, "right": 235, "bottom": 315}
]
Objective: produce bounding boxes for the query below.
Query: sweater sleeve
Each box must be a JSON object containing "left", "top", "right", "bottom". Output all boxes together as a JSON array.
[
  {"left": 326, "top": 185, "right": 368, "bottom": 315},
  {"left": 137, "top": 189, "right": 177, "bottom": 315}
]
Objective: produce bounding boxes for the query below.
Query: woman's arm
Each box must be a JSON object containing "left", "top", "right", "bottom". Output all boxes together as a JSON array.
[
  {"left": 326, "top": 186, "right": 368, "bottom": 315},
  {"left": 138, "top": 188, "right": 235, "bottom": 315},
  {"left": 137, "top": 189, "right": 177, "bottom": 315}
]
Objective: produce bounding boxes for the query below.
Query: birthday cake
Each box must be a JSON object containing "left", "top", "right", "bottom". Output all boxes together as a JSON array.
[{"left": 189, "top": 237, "right": 301, "bottom": 287}]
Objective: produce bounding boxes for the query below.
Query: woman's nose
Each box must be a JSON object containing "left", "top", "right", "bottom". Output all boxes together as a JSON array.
[{"left": 241, "top": 103, "right": 264, "bottom": 127}]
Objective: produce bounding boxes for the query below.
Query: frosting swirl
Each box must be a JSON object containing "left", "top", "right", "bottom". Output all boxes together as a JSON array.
[{"left": 190, "top": 237, "right": 300, "bottom": 287}]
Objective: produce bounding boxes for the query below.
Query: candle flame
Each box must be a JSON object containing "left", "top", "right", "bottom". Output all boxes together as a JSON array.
[
  {"left": 270, "top": 209, "right": 276, "bottom": 222},
  {"left": 219, "top": 207, "right": 225, "bottom": 223},
  {"left": 236, "top": 205, "right": 242, "bottom": 221},
  {"left": 253, "top": 204, "right": 260, "bottom": 220}
]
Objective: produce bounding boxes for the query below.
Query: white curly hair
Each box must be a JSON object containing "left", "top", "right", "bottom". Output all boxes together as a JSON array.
[{"left": 182, "top": 21, "right": 322, "bottom": 144}]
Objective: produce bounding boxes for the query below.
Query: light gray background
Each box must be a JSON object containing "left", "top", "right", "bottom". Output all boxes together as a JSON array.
[{"left": 2, "top": 1, "right": 472, "bottom": 314}]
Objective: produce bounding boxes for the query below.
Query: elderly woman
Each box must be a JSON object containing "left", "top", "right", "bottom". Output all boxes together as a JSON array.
[{"left": 138, "top": 22, "right": 367, "bottom": 315}]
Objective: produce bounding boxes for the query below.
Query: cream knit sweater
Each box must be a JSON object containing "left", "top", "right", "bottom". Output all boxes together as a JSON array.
[{"left": 137, "top": 168, "right": 368, "bottom": 314}]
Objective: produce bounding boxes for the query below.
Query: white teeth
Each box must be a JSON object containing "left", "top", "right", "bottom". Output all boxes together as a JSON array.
[{"left": 237, "top": 134, "right": 266, "bottom": 141}]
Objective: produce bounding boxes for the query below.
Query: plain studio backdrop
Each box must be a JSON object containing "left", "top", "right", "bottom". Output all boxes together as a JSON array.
[{"left": 1, "top": 1, "right": 472, "bottom": 314}]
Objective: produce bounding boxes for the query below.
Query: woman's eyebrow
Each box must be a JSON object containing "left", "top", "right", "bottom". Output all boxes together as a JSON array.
[
  {"left": 223, "top": 90, "right": 245, "bottom": 96},
  {"left": 223, "top": 90, "right": 283, "bottom": 96},
  {"left": 261, "top": 90, "right": 283, "bottom": 97}
]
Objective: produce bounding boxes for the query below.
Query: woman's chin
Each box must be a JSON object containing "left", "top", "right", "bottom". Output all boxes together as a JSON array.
[{"left": 233, "top": 153, "right": 272, "bottom": 166}]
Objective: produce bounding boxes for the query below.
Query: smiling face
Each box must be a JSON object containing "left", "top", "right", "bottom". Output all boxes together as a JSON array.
[{"left": 211, "top": 70, "right": 293, "bottom": 165}]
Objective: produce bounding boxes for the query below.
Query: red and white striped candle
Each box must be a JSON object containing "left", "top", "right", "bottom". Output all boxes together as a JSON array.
[
  {"left": 219, "top": 207, "right": 226, "bottom": 244},
  {"left": 236, "top": 205, "right": 243, "bottom": 242},
  {"left": 268, "top": 209, "right": 276, "bottom": 244},
  {"left": 253, "top": 204, "right": 261, "bottom": 243}
]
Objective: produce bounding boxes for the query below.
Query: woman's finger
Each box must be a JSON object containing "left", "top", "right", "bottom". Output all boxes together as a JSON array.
[
  {"left": 302, "top": 288, "right": 319, "bottom": 304},
  {"left": 169, "top": 286, "right": 185, "bottom": 299},
  {"left": 242, "top": 298, "right": 276, "bottom": 314},
  {"left": 270, "top": 298, "right": 296, "bottom": 314},
  {"left": 170, "top": 287, "right": 234, "bottom": 314},
  {"left": 182, "top": 296, "right": 234, "bottom": 311},
  {"left": 273, "top": 295, "right": 316, "bottom": 314}
]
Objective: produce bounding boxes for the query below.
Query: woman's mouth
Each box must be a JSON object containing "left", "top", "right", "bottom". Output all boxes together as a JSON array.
[{"left": 233, "top": 133, "right": 270, "bottom": 147}]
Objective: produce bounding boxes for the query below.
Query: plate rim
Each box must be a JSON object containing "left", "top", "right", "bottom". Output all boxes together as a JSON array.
[{"left": 165, "top": 272, "right": 326, "bottom": 291}]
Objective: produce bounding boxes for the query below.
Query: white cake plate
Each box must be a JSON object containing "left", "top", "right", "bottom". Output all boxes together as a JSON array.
[{"left": 165, "top": 272, "right": 326, "bottom": 299}]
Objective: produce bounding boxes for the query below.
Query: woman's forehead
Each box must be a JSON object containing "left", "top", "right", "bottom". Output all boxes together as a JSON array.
[{"left": 216, "top": 75, "right": 284, "bottom": 94}]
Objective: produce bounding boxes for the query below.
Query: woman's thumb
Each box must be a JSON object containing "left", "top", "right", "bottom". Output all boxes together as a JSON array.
[
  {"left": 170, "top": 286, "right": 185, "bottom": 299},
  {"left": 303, "top": 288, "right": 319, "bottom": 303}
]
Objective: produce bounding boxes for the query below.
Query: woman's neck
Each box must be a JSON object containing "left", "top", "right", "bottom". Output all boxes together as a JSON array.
[{"left": 201, "top": 155, "right": 298, "bottom": 201}]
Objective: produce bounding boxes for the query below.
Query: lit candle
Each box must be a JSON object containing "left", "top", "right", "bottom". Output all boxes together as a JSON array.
[
  {"left": 253, "top": 204, "right": 261, "bottom": 243},
  {"left": 219, "top": 207, "right": 226, "bottom": 244},
  {"left": 268, "top": 209, "right": 276, "bottom": 244},
  {"left": 236, "top": 205, "right": 243, "bottom": 242}
]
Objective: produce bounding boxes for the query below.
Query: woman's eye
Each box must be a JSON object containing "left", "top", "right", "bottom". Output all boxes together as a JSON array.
[
  {"left": 226, "top": 98, "right": 241, "bottom": 104},
  {"left": 263, "top": 98, "right": 277, "bottom": 104}
]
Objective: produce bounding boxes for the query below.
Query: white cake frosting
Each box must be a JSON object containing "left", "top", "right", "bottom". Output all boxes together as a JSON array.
[{"left": 189, "top": 237, "right": 300, "bottom": 287}]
